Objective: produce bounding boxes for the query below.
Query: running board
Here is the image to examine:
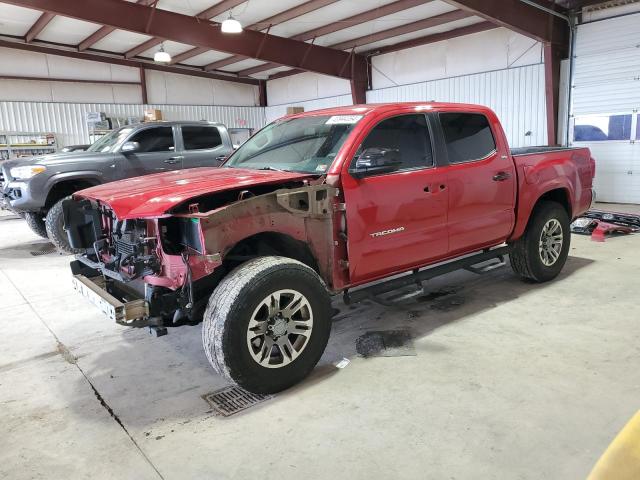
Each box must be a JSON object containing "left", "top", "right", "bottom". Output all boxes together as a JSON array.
[{"left": 343, "top": 246, "right": 511, "bottom": 305}]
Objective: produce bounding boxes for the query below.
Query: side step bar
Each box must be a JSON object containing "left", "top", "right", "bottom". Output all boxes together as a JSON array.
[{"left": 343, "top": 245, "right": 512, "bottom": 305}]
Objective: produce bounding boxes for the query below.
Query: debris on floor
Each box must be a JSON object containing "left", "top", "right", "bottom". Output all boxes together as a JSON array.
[
  {"left": 571, "top": 210, "right": 640, "bottom": 242},
  {"left": 335, "top": 358, "right": 350, "bottom": 369},
  {"left": 202, "top": 385, "right": 272, "bottom": 417},
  {"left": 355, "top": 329, "right": 416, "bottom": 358}
]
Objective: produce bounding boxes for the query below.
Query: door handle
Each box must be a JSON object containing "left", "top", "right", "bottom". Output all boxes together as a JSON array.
[
  {"left": 164, "top": 156, "right": 183, "bottom": 164},
  {"left": 493, "top": 171, "right": 511, "bottom": 181},
  {"left": 216, "top": 155, "right": 227, "bottom": 162}
]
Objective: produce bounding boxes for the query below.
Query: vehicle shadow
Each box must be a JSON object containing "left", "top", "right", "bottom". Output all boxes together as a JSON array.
[{"left": 56, "top": 255, "right": 593, "bottom": 430}]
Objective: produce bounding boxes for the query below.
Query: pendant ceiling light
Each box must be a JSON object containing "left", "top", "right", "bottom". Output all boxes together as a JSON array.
[
  {"left": 221, "top": 12, "right": 242, "bottom": 33},
  {"left": 154, "top": 44, "right": 171, "bottom": 64}
]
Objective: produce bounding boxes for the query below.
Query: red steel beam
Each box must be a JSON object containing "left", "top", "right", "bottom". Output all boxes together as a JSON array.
[
  {"left": 139, "top": 66, "right": 148, "bottom": 104},
  {"left": 25, "top": 12, "right": 55, "bottom": 43},
  {"left": 78, "top": 0, "right": 156, "bottom": 51},
  {"left": 7, "top": 0, "right": 365, "bottom": 79},
  {"left": 238, "top": 9, "right": 471, "bottom": 77},
  {"left": 198, "top": 0, "right": 339, "bottom": 69},
  {"left": 544, "top": 43, "right": 562, "bottom": 146},
  {"left": 0, "top": 38, "right": 260, "bottom": 85},
  {"left": 205, "top": 0, "right": 431, "bottom": 71},
  {"left": 124, "top": 0, "right": 247, "bottom": 59},
  {"left": 0, "top": 74, "right": 140, "bottom": 85},
  {"left": 443, "top": 0, "right": 569, "bottom": 47}
]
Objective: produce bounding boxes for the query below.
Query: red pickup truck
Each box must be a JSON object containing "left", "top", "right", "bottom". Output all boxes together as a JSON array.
[{"left": 64, "top": 103, "right": 595, "bottom": 394}]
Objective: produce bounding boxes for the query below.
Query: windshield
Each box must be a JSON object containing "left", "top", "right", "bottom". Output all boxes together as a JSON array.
[
  {"left": 87, "top": 127, "right": 134, "bottom": 153},
  {"left": 225, "top": 115, "right": 362, "bottom": 173}
]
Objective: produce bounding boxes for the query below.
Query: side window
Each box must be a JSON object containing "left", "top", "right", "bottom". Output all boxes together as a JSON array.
[
  {"left": 129, "top": 127, "right": 174, "bottom": 153},
  {"left": 182, "top": 126, "right": 223, "bottom": 150},
  {"left": 356, "top": 114, "right": 433, "bottom": 171},
  {"left": 440, "top": 113, "right": 496, "bottom": 163}
]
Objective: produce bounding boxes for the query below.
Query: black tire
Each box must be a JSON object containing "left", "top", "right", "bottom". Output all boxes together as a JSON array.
[
  {"left": 23, "top": 212, "right": 48, "bottom": 238},
  {"left": 202, "top": 256, "right": 332, "bottom": 394},
  {"left": 45, "top": 196, "right": 79, "bottom": 254},
  {"left": 509, "top": 201, "right": 570, "bottom": 282}
]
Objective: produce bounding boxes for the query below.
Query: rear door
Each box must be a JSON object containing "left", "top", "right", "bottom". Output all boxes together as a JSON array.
[
  {"left": 342, "top": 113, "right": 449, "bottom": 283},
  {"left": 120, "top": 125, "right": 181, "bottom": 176},
  {"left": 437, "top": 112, "right": 516, "bottom": 254},
  {"left": 179, "top": 125, "right": 231, "bottom": 168}
]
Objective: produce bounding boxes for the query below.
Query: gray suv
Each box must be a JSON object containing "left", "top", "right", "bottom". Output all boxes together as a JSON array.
[{"left": 1, "top": 121, "right": 234, "bottom": 252}]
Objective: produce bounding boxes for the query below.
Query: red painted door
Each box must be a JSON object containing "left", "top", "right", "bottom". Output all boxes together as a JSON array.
[
  {"left": 342, "top": 114, "right": 449, "bottom": 284},
  {"left": 438, "top": 112, "right": 516, "bottom": 254}
]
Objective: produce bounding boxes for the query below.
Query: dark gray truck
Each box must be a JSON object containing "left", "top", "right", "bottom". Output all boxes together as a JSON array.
[{"left": 1, "top": 121, "right": 233, "bottom": 252}]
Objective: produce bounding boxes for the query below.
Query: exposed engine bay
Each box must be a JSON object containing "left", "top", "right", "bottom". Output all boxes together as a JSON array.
[{"left": 63, "top": 198, "right": 160, "bottom": 282}]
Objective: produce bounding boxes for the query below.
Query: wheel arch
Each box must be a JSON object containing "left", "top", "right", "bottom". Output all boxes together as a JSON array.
[
  {"left": 222, "top": 231, "right": 320, "bottom": 275},
  {"left": 510, "top": 186, "right": 572, "bottom": 242},
  {"left": 44, "top": 176, "right": 100, "bottom": 209}
]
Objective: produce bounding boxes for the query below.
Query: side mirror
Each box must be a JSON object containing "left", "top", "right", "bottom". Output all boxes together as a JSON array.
[
  {"left": 121, "top": 141, "right": 140, "bottom": 153},
  {"left": 349, "top": 147, "right": 401, "bottom": 179}
]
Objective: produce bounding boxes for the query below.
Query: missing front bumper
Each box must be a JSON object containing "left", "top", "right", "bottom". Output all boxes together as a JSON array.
[{"left": 72, "top": 274, "right": 148, "bottom": 324}]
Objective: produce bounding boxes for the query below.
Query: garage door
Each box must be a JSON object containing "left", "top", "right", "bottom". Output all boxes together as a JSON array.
[{"left": 570, "top": 10, "right": 640, "bottom": 204}]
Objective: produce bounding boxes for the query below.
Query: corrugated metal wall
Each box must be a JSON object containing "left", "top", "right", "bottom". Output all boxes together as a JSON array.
[
  {"left": 264, "top": 94, "right": 353, "bottom": 123},
  {"left": 0, "top": 101, "right": 265, "bottom": 147},
  {"left": 367, "top": 63, "right": 548, "bottom": 147}
]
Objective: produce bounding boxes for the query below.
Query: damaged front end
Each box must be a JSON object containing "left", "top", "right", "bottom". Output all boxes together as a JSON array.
[
  {"left": 64, "top": 180, "right": 345, "bottom": 333},
  {"left": 64, "top": 198, "right": 214, "bottom": 331}
]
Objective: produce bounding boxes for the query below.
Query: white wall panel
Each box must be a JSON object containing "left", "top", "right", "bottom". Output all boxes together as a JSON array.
[
  {"left": 0, "top": 101, "right": 265, "bottom": 147},
  {"left": 371, "top": 28, "right": 542, "bottom": 89},
  {"left": 145, "top": 70, "right": 259, "bottom": 106},
  {"left": 367, "top": 64, "right": 547, "bottom": 147},
  {"left": 267, "top": 72, "right": 351, "bottom": 105},
  {"left": 0, "top": 47, "right": 258, "bottom": 107},
  {"left": 264, "top": 94, "right": 353, "bottom": 123}
]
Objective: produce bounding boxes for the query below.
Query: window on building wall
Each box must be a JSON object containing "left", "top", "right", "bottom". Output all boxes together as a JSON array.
[{"left": 574, "top": 114, "right": 633, "bottom": 142}]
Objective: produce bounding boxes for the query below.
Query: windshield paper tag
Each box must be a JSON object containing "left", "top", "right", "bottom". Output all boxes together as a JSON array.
[{"left": 325, "top": 115, "right": 362, "bottom": 125}]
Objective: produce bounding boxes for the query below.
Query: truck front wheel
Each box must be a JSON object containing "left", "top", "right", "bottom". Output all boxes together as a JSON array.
[
  {"left": 202, "top": 257, "right": 332, "bottom": 394},
  {"left": 23, "top": 212, "right": 48, "bottom": 239},
  {"left": 509, "top": 201, "right": 570, "bottom": 282}
]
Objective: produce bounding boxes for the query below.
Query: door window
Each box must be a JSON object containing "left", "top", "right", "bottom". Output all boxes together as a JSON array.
[
  {"left": 182, "top": 126, "right": 223, "bottom": 150},
  {"left": 440, "top": 113, "right": 496, "bottom": 163},
  {"left": 129, "top": 127, "right": 174, "bottom": 152},
  {"left": 355, "top": 114, "right": 433, "bottom": 172}
]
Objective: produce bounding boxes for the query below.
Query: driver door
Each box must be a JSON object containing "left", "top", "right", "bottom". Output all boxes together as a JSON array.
[
  {"left": 119, "top": 125, "right": 181, "bottom": 177},
  {"left": 342, "top": 114, "right": 449, "bottom": 283}
]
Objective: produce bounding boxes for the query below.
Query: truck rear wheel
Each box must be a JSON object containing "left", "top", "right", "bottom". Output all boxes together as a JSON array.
[
  {"left": 202, "top": 257, "right": 332, "bottom": 394},
  {"left": 509, "top": 201, "right": 570, "bottom": 282},
  {"left": 23, "top": 212, "right": 48, "bottom": 239},
  {"left": 45, "top": 196, "right": 79, "bottom": 254}
]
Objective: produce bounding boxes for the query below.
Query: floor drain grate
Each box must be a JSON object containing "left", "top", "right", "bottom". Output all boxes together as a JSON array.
[
  {"left": 203, "top": 386, "right": 272, "bottom": 417},
  {"left": 30, "top": 246, "right": 57, "bottom": 256}
]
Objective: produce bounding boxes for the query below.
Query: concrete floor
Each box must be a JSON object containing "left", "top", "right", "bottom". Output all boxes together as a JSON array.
[{"left": 1, "top": 203, "right": 639, "bottom": 480}]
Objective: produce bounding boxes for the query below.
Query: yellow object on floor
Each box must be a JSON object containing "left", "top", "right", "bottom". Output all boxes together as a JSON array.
[{"left": 588, "top": 411, "right": 640, "bottom": 480}]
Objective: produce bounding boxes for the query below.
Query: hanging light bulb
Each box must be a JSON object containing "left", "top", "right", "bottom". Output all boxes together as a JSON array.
[
  {"left": 221, "top": 12, "right": 242, "bottom": 33},
  {"left": 154, "top": 44, "right": 171, "bottom": 64}
]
